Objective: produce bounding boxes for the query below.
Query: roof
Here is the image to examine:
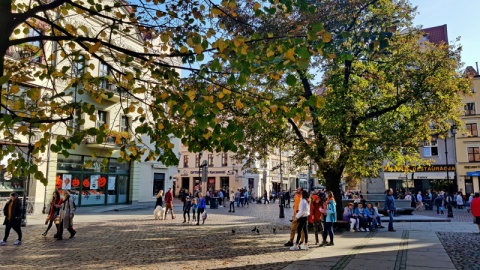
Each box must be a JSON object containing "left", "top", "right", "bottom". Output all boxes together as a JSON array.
[{"left": 422, "top": 24, "right": 448, "bottom": 45}]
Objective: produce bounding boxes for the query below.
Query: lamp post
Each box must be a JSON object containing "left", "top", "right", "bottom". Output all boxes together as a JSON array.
[
  {"left": 445, "top": 125, "right": 457, "bottom": 218},
  {"left": 198, "top": 152, "right": 202, "bottom": 194},
  {"left": 279, "top": 146, "right": 285, "bottom": 218}
]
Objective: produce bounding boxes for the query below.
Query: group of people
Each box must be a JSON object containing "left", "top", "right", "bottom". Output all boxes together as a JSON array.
[
  {"left": 284, "top": 187, "right": 337, "bottom": 251},
  {"left": 156, "top": 187, "right": 208, "bottom": 225},
  {"left": 0, "top": 189, "right": 76, "bottom": 246}
]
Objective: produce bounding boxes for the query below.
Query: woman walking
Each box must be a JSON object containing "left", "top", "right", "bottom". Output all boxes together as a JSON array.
[
  {"left": 319, "top": 191, "right": 336, "bottom": 246},
  {"left": 57, "top": 190, "right": 76, "bottom": 240},
  {"left": 0, "top": 193, "right": 22, "bottom": 246},
  {"left": 196, "top": 193, "right": 206, "bottom": 225},
  {"left": 290, "top": 190, "right": 310, "bottom": 251},
  {"left": 43, "top": 190, "right": 63, "bottom": 236},
  {"left": 183, "top": 196, "right": 192, "bottom": 223}
]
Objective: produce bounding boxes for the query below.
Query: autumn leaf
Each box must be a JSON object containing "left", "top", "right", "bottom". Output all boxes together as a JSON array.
[{"left": 89, "top": 41, "right": 102, "bottom": 53}]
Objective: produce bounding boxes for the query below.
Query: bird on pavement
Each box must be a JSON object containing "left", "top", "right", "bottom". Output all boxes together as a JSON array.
[
  {"left": 232, "top": 229, "right": 235, "bottom": 234},
  {"left": 251, "top": 226, "right": 257, "bottom": 232},
  {"left": 273, "top": 228, "right": 276, "bottom": 234},
  {"left": 256, "top": 228, "right": 260, "bottom": 234}
]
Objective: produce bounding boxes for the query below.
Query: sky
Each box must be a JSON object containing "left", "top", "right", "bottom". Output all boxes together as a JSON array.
[{"left": 410, "top": 0, "right": 480, "bottom": 70}]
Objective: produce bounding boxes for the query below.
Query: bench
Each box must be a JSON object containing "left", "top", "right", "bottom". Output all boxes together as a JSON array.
[{"left": 334, "top": 220, "right": 350, "bottom": 232}]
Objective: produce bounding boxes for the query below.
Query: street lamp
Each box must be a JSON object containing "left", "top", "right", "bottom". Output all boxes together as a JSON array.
[
  {"left": 444, "top": 125, "right": 456, "bottom": 218},
  {"left": 198, "top": 152, "right": 202, "bottom": 193},
  {"left": 279, "top": 146, "right": 285, "bottom": 218}
]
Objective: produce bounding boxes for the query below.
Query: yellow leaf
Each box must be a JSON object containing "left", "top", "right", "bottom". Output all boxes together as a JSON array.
[
  {"left": 216, "top": 102, "right": 224, "bottom": 110},
  {"left": 157, "top": 123, "right": 164, "bottom": 130},
  {"left": 28, "top": 88, "right": 41, "bottom": 101},
  {"left": 89, "top": 42, "right": 102, "bottom": 53},
  {"left": 186, "top": 110, "right": 193, "bottom": 117},
  {"left": 266, "top": 49, "right": 274, "bottom": 57},
  {"left": 254, "top": 2, "right": 261, "bottom": 10},
  {"left": 284, "top": 49, "right": 295, "bottom": 61},
  {"left": 17, "top": 125, "right": 28, "bottom": 133},
  {"left": 161, "top": 91, "right": 168, "bottom": 100},
  {"left": 316, "top": 97, "right": 325, "bottom": 108},
  {"left": 194, "top": 44, "right": 203, "bottom": 54},
  {"left": 270, "top": 105, "right": 278, "bottom": 113},
  {"left": 180, "top": 46, "right": 188, "bottom": 53},
  {"left": 10, "top": 85, "right": 19, "bottom": 94},
  {"left": 203, "top": 131, "right": 212, "bottom": 140},
  {"left": 137, "top": 107, "right": 144, "bottom": 114},
  {"left": 240, "top": 46, "right": 248, "bottom": 55},
  {"left": 218, "top": 92, "right": 225, "bottom": 99},
  {"left": 34, "top": 141, "right": 42, "bottom": 149},
  {"left": 322, "top": 32, "right": 333, "bottom": 43},
  {"left": 236, "top": 99, "right": 244, "bottom": 109},
  {"left": 167, "top": 142, "right": 174, "bottom": 149},
  {"left": 187, "top": 90, "right": 196, "bottom": 101},
  {"left": 187, "top": 38, "right": 194, "bottom": 47},
  {"left": 222, "top": 89, "right": 231, "bottom": 95}
]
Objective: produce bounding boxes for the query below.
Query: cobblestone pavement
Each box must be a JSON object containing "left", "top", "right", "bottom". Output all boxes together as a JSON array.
[
  {"left": 412, "top": 206, "right": 475, "bottom": 223},
  {"left": 437, "top": 232, "right": 480, "bottom": 270},
  {"left": 0, "top": 201, "right": 310, "bottom": 270}
]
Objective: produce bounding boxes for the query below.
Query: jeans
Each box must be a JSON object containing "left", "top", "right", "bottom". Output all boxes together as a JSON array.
[
  {"left": 197, "top": 208, "right": 205, "bottom": 224},
  {"left": 263, "top": 196, "right": 269, "bottom": 204},
  {"left": 322, "top": 222, "right": 334, "bottom": 243},
  {"left": 296, "top": 217, "right": 308, "bottom": 244},
  {"left": 229, "top": 201, "right": 235, "bottom": 212},
  {"left": 388, "top": 210, "right": 394, "bottom": 231},
  {"left": 183, "top": 210, "right": 190, "bottom": 222},
  {"left": 3, "top": 221, "right": 22, "bottom": 242},
  {"left": 236, "top": 197, "right": 240, "bottom": 207},
  {"left": 313, "top": 220, "right": 323, "bottom": 243}
]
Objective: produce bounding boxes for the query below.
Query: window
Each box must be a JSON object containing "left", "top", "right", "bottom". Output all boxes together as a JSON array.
[
  {"left": 97, "top": 110, "right": 107, "bottom": 128},
  {"left": 26, "top": 28, "right": 42, "bottom": 63},
  {"left": 183, "top": 155, "right": 189, "bottom": 168},
  {"left": 208, "top": 154, "right": 213, "bottom": 167},
  {"left": 72, "top": 56, "right": 85, "bottom": 78},
  {"left": 195, "top": 154, "right": 201, "bottom": 167},
  {"left": 468, "top": 147, "right": 480, "bottom": 162},
  {"left": 99, "top": 63, "right": 113, "bottom": 90},
  {"left": 152, "top": 173, "right": 165, "bottom": 197},
  {"left": 68, "top": 109, "right": 82, "bottom": 133},
  {"left": 221, "top": 153, "right": 228, "bottom": 167},
  {"left": 423, "top": 137, "right": 438, "bottom": 157},
  {"left": 466, "top": 123, "right": 478, "bottom": 137},
  {"left": 465, "top": 103, "right": 476, "bottom": 116},
  {"left": 120, "top": 116, "right": 129, "bottom": 132}
]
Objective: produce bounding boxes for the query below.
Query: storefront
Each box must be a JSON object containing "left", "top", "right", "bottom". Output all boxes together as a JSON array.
[
  {"left": 457, "top": 164, "right": 480, "bottom": 194},
  {"left": 178, "top": 168, "right": 242, "bottom": 194},
  {"left": 383, "top": 165, "right": 456, "bottom": 196},
  {"left": 56, "top": 154, "right": 130, "bottom": 206}
]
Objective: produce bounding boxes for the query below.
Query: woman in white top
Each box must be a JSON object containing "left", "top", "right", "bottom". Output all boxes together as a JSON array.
[
  {"left": 456, "top": 192, "right": 464, "bottom": 209},
  {"left": 290, "top": 190, "right": 310, "bottom": 251}
]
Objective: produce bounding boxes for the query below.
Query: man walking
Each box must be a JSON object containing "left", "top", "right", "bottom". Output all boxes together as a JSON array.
[
  {"left": 284, "top": 187, "right": 305, "bottom": 246},
  {"left": 416, "top": 191, "right": 423, "bottom": 211},
  {"left": 384, "top": 188, "right": 396, "bottom": 232},
  {"left": 164, "top": 187, "right": 175, "bottom": 220}
]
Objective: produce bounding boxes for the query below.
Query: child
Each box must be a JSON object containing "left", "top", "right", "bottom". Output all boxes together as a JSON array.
[
  {"left": 183, "top": 196, "right": 192, "bottom": 223},
  {"left": 373, "top": 202, "right": 384, "bottom": 228},
  {"left": 191, "top": 198, "right": 198, "bottom": 224}
]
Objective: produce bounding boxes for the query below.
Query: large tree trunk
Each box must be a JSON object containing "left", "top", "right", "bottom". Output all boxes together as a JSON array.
[{"left": 325, "top": 171, "right": 344, "bottom": 220}]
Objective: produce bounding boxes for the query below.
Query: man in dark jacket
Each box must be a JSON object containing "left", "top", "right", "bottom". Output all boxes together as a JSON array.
[
  {"left": 384, "top": 189, "right": 396, "bottom": 232},
  {"left": 1, "top": 193, "right": 23, "bottom": 245}
]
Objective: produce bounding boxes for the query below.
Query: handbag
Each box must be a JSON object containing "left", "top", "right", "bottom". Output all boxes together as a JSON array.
[
  {"left": 54, "top": 217, "right": 60, "bottom": 224},
  {"left": 439, "top": 206, "right": 445, "bottom": 211}
]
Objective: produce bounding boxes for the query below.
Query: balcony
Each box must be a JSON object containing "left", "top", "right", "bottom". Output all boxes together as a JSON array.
[
  {"left": 99, "top": 83, "right": 129, "bottom": 102},
  {"left": 85, "top": 131, "right": 130, "bottom": 149}
]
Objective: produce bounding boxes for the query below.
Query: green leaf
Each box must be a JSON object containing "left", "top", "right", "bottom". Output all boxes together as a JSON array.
[{"left": 286, "top": 74, "right": 297, "bottom": 86}]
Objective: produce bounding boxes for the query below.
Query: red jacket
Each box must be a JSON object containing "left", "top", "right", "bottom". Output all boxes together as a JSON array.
[
  {"left": 310, "top": 195, "right": 323, "bottom": 221},
  {"left": 472, "top": 197, "right": 480, "bottom": 217},
  {"left": 165, "top": 191, "right": 173, "bottom": 204}
]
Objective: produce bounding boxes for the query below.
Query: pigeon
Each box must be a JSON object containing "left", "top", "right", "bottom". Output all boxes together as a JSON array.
[
  {"left": 273, "top": 228, "right": 276, "bottom": 234},
  {"left": 232, "top": 229, "right": 235, "bottom": 234},
  {"left": 256, "top": 228, "right": 260, "bottom": 234},
  {"left": 251, "top": 226, "right": 257, "bottom": 232}
]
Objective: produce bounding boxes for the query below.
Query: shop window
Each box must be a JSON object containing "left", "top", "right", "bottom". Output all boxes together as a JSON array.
[
  {"left": 195, "top": 154, "right": 201, "bottom": 167},
  {"left": 468, "top": 147, "right": 480, "bottom": 162},
  {"left": 80, "top": 174, "right": 107, "bottom": 205},
  {"left": 220, "top": 177, "right": 229, "bottom": 190},
  {"left": 466, "top": 123, "right": 478, "bottom": 137},
  {"left": 183, "top": 155, "right": 189, "bottom": 168},
  {"left": 465, "top": 103, "right": 476, "bottom": 116},
  {"left": 99, "top": 63, "right": 114, "bottom": 90},
  {"left": 72, "top": 55, "right": 85, "bottom": 78},
  {"left": 153, "top": 173, "right": 165, "bottom": 197}
]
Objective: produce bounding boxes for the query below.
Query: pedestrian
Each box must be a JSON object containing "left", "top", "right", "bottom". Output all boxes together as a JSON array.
[
  {"left": 416, "top": 191, "right": 423, "bottom": 211},
  {"left": 42, "top": 190, "right": 63, "bottom": 236},
  {"left": 470, "top": 192, "right": 480, "bottom": 233},
  {"left": 218, "top": 190, "right": 224, "bottom": 207},
  {"left": 319, "top": 191, "right": 336, "bottom": 246},
  {"left": 183, "top": 196, "right": 192, "bottom": 223},
  {"left": 434, "top": 192, "right": 444, "bottom": 215},
  {"left": 290, "top": 190, "right": 310, "bottom": 251},
  {"left": 285, "top": 190, "right": 291, "bottom": 208},
  {"left": 0, "top": 193, "right": 22, "bottom": 246},
  {"left": 311, "top": 194, "right": 324, "bottom": 245},
  {"left": 284, "top": 187, "right": 304, "bottom": 247},
  {"left": 156, "top": 190, "right": 164, "bottom": 208},
  {"left": 164, "top": 187, "right": 175, "bottom": 220},
  {"left": 244, "top": 189, "right": 249, "bottom": 208},
  {"left": 384, "top": 188, "right": 396, "bottom": 232},
  {"left": 191, "top": 198, "right": 198, "bottom": 224},
  {"left": 456, "top": 192, "right": 464, "bottom": 209},
  {"left": 228, "top": 190, "right": 235, "bottom": 213},
  {"left": 56, "top": 190, "right": 76, "bottom": 240},
  {"left": 196, "top": 193, "right": 206, "bottom": 225},
  {"left": 263, "top": 190, "right": 269, "bottom": 204}
]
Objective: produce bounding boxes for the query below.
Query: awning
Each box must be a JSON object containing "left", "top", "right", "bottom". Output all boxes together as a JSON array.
[{"left": 467, "top": 171, "right": 480, "bottom": 177}]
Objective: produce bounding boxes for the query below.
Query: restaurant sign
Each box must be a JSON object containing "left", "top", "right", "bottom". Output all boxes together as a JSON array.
[{"left": 383, "top": 165, "right": 455, "bottom": 173}]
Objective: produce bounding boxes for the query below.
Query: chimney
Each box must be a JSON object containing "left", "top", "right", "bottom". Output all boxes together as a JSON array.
[{"left": 476, "top": 62, "right": 479, "bottom": 74}]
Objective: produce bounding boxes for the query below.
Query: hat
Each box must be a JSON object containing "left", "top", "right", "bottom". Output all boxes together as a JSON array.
[
  {"left": 312, "top": 195, "right": 319, "bottom": 201},
  {"left": 186, "top": 196, "right": 190, "bottom": 199}
]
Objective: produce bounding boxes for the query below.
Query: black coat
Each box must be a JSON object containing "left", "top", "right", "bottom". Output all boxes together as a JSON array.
[{"left": 3, "top": 198, "right": 22, "bottom": 226}]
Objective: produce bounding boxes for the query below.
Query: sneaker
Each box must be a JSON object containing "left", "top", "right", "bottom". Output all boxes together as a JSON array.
[
  {"left": 300, "top": 244, "right": 309, "bottom": 250},
  {"left": 284, "top": 241, "right": 294, "bottom": 247},
  {"left": 326, "top": 242, "right": 334, "bottom": 246},
  {"left": 14, "top": 240, "right": 21, "bottom": 245},
  {"left": 69, "top": 231, "right": 76, "bottom": 239},
  {"left": 0, "top": 240, "right": 6, "bottom": 246},
  {"left": 359, "top": 228, "right": 365, "bottom": 232},
  {"left": 366, "top": 228, "right": 370, "bottom": 232},
  {"left": 290, "top": 245, "right": 299, "bottom": 251},
  {"left": 379, "top": 226, "right": 385, "bottom": 228},
  {"left": 350, "top": 229, "right": 355, "bottom": 232}
]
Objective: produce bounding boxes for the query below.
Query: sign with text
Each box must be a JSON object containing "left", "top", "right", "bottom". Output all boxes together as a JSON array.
[{"left": 383, "top": 165, "right": 455, "bottom": 173}]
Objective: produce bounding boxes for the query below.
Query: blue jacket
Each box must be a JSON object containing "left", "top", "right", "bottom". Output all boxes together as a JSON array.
[
  {"left": 384, "top": 194, "right": 396, "bottom": 211},
  {"left": 325, "top": 200, "right": 337, "bottom": 223},
  {"left": 199, "top": 198, "right": 206, "bottom": 209},
  {"left": 354, "top": 207, "right": 370, "bottom": 218}
]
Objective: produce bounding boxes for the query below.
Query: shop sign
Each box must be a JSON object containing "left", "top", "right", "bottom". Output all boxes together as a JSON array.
[
  {"left": 189, "top": 170, "right": 226, "bottom": 174},
  {"left": 384, "top": 165, "right": 455, "bottom": 173}
]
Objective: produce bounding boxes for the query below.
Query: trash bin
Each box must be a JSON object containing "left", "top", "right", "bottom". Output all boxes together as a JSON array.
[{"left": 210, "top": 197, "right": 218, "bottom": 209}]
